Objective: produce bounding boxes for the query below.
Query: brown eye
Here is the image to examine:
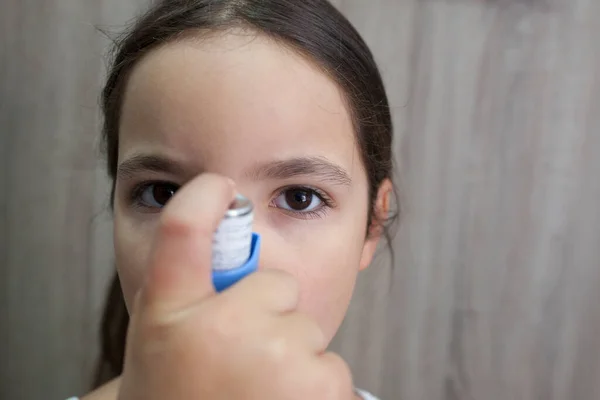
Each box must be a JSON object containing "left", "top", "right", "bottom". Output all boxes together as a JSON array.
[
  {"left": 274, "top": 187, "right": 321, "bottom": 212},
  {"left": 139, "top": 183, "right": 178, "bottom": 208},
  {"left": 285, "top": 189, "right": 313, "bottom": 210}
]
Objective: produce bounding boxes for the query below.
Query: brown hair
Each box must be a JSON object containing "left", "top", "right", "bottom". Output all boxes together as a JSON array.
[{"left": 95, "top": 0, "right": 397, "bottom": 388}]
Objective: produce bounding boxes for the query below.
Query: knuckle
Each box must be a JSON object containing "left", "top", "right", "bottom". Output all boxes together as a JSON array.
[
  {"left": 254, "top": 319, "right": 296, "bottom": 366},
  {"left": 319, "top": 354, "right": 353, "bottom": 399},
  {"left": 265, "top": 334, "right": 293, "bottom": 367}
]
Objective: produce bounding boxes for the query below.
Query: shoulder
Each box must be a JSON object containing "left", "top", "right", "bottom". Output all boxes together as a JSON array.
[{"left": 356, "top": 388, "right": 381, "bottom": 400}]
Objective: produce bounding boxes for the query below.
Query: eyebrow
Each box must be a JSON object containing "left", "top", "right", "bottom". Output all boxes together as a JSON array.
[
  {"left": 117, "top": 154, "right": 187, "bottom": 180},
  {"left": 246, "top": 156, "right": 352, "bottom": 187},
  {"left": 117, "top": 154, "right": 352, "bottom": 187}
]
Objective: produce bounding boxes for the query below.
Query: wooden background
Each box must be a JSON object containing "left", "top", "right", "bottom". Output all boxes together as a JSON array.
[{"left": 2, "top": 0, "right": 599, "bottom": 399}]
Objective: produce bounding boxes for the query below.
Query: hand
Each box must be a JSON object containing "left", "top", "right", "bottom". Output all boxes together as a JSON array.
[{"left": 117, "top": 174, "right": 355, "bottom": 400}]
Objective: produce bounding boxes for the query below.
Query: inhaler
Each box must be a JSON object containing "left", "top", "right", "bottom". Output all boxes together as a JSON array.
[{"left": 211, "top": 194, "right": 261, "bottom": 292}]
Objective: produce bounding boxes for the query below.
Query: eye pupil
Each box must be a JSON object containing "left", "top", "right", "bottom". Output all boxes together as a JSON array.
[
  {"left": 152, "top": 184, "right": 177, "bottom": 206},
  {"left": 285, "top": 189, "right": 312, "bottom": 210}
]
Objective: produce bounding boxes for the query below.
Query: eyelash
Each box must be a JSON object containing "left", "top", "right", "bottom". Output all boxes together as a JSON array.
[
  {"left": 269, "top": 185, "right": 335, "bottom": 220},
  {"left": 128, "top": 181, "right": 335, "bottom": 220},
  {"left": 129, "top": 180, "right": 177, "bottom": 213}
]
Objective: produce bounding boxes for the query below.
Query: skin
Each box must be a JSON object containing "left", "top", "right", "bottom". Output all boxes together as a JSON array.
[{"left": 85, "top": 29, "right": 390, "bottom": 399}]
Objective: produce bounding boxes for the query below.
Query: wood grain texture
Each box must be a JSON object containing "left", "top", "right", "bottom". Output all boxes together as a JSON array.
[
  {"left": 0, "top": 1, "right": 146, "bottom": 398},
  {"left": 2, "top": 1, "right": 104, "bottom": 398},
  {"left": 2, "top": 0, "right": 600, "bottom": 399},
  {"left": 331, "top": 1, "right": 600, "bottom": 399}
]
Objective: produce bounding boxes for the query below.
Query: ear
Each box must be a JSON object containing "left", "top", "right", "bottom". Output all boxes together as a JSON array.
[{"left": 359, "top": 178, "right": 393, "bottom": 271}]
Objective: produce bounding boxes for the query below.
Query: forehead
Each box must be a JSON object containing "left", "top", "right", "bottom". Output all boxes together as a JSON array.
[{"left": 119, "top": 30, "right": 361, "bottom": 174}]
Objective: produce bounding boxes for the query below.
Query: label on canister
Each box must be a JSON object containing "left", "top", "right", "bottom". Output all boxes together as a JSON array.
[{"left": 212, "top": 210, "right": 253, "bottom": 271}]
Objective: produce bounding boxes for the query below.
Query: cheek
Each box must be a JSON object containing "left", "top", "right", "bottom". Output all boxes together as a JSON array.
[
  {"left": 114, "top": 213, "right": 154, "bottom": 310},
  {"left": 258, "top": 221, "right": 366, "bottom": 342}
]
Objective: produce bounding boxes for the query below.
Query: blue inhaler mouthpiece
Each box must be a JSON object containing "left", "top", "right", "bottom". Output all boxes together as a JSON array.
[{"left": 212, "top": 233, "right": 261, "bottom": 292}]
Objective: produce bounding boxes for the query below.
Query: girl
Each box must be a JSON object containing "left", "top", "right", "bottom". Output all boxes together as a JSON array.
[{"left": 78, "top": 0, "right": 397, "bottom": 399}]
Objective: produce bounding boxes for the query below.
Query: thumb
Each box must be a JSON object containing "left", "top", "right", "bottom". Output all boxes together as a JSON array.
[{"left": 140, "top": 173, "right": 235, "bottom": 317}]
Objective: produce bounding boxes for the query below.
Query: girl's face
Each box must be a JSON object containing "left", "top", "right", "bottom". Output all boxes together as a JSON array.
[{"left": 113, "top": 31, "right": 383, "bottom": 343}]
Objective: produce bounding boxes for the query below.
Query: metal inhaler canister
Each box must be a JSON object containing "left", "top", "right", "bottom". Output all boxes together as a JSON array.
[
  {"left": 211, "top": 194, "right": 261, "bottom": 292},
  {"left": 212, "top": 194, "right": 253, "bottom": 270}
]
